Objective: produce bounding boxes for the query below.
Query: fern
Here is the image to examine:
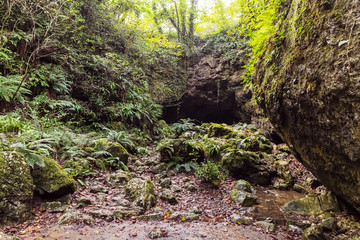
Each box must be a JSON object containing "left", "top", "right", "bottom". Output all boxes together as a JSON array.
[
  {"left": 171, "top": 118, "right": 195, "bottom": 135},
  {"left": 0, "top": 75, "right": 31, "bottom": 103},
  {"left": 12, "top": 142, "right": 46, "bottom": 168}
]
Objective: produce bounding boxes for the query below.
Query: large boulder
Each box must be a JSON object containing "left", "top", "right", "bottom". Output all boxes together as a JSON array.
[
  {"left": 31, "top": 157, "right": 77, "bottom": 198},
  {"left": 253, "top": 0, "right": 360, "bottom": 210},
  {"left": 0, "top": 152, "right": 34, "bottom": 225}
]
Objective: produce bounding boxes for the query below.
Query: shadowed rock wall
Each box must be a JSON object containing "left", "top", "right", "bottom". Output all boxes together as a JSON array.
[{"left": 253, "top": 0, "right": 360, "bottom": 210}]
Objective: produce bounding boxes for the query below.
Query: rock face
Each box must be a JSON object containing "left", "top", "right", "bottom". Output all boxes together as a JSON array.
[
  {"left": 0, "top": 152, "right": 34, "bottom": 225},
  {"left": 162, "top": 34, "right": 258, "bottom": 124},
  {"left": 253, "top": 0, "right": 360, "bottom": 210}
]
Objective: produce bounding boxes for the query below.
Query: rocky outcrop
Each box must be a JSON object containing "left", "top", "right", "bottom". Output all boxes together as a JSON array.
[
  {"left": 253, "top": 0, "right": 360, "bottom": 210},
  {"left": 0, "top": 152, "right": 34, "bottom": 225},
  {"left": 161, "top": 35, "right": 258, "bottom": 124}
]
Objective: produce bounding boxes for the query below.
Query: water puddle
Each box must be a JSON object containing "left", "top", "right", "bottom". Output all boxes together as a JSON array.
[{"left": 251, "top": 189, "right": 305, "bottom": 224}]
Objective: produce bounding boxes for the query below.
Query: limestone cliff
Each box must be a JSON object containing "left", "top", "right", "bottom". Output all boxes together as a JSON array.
[{"left": 253, "top": 0, "right": 360, "bottom": 210}]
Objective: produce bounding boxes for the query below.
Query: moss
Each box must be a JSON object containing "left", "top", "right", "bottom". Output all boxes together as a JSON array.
[
  {"left": 31, "top": 157, "right": 77, "bottom": 197},
  {"left": 125, "top": 178, "right": 156, "bottom": 209},
  {"left": 282, "top": 192, "right": 340, "bottom": 215},
  {"left": 0, "top": 152, "right": 34, "bottom": 224},
  {"left": 104, "top": 141, "right": 129, "bottom": 164},
  {"left": 205, "top": 123, "right": 237, "bottom": 138}
]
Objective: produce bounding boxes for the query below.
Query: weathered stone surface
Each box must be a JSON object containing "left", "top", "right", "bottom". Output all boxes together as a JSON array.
[
  {"left": 103, "top": 140, "right": 129, "bottom": 164},
  {"left": 321, "top": 217, "right": 337, "bottom": 231},
  {"left": 303, "top": 225, "right": 324, "bottom": 240},
  {"left": 58, "top": 210, "right": 94, "bottom": 225},
  {"left": 31, "top": 157, "right": 77, "bottom": 197},
  {"left": 43, "top": 201, "right": 68, "bottom": 213},
  {"left": 170, "top": 211, "right": 199, "bottom": 221},
  {"left": 282, "top": 192, "right": 340, "bottom": 215},
  {"left": 106, "top": 170, "right": 132, "bottom": 186},
  {"left": 230, "top": 189, "right": 257, "bottom": 207},
  {"left": 0, "top": 152, "right": 34, "bottom": 225},
  {"left": 230, "top": 214, "right": 253, "bottom": 225},
  {"left": 149, "top": 228, "right": 164, "bottom": 239},
  {"left": 234, "top": 179, "right": 255, "bottom": 193},
  {"left": 253, "top": 0, "right": 360, "bottom": 211},
  {"left": 160, "top": 178, "right": 172, "bottom": 188},
  {"left": 160, "top": 189, "right": 178, "bottom": 205},
  {"left": 113, "top": 206, "right": 143, "bottom": 219},
  {"left": 173, "top": 37, "right": 253, "bottom": 124},
  {"left": 125, "top": 178, "right": 156, "bottom": 209},
  {"left": 90, "top": 184, "right": 109, "bottom": 193},
  {"left": 138, "top": 213, "right": 163, "bottom": 221},
  {"left": 255, "top": 220, "right": 276, "bottom": 232}
]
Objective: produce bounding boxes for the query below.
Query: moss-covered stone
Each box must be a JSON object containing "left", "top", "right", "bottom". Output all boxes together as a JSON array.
[
  {"left": 31, "top": 157, "right": 77, "bottom": 198},
  {"left": 282, "top": 192, "right": 340, "bottom": 215},
  {"left": 103, "top": 140, "right": 129, "bottom": 164},
  {"left": 0, "top": 152, "right": 34, "bottom": 225},
  {"left": 125, "top": 178, "right": 156, "bottom": 210},
  {"left": 205, "top": 123, "right": 237, "bottom": 138}
]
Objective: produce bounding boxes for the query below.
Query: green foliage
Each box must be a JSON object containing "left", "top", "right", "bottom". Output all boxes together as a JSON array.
[
  {"left": 11, "top": 139, "right": 55, "bottom": 168},
  {"left": 171, "top": 118, "right": 195, "bottom": 135},
  {"left": 195, "top": 160, "right": 228, "bottom": 184},
  {"left": 167, "top": 157, "right": 198, "bottom": 172},
  {"left": 104, "top": 127, "right": 135, "bottom": 151},
  {"left": 0, "top": 75, "right": 31, "bottom": 103}
]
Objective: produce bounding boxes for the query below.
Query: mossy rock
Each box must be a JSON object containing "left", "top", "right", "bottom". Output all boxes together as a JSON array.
[
  {"left": 205, "top": 123, "right": 237, "bottom": 138},
  {"left": 158, "top": 138, "right": 204, "bottom": 163},
  {"left": 31, "top": 157, "right": 77, "bottom": 198},
  {"left": 282, "top": 192, "right": 340, "bottom": 215},
  {"left": 0, "top": 151, "right": 34, "bottom": 225},
  {"left": 125, "top": 178, "right": 156, "bottom": 210},
  {"left": 104, "top": 141, "right": 129, "bottom": 164}
]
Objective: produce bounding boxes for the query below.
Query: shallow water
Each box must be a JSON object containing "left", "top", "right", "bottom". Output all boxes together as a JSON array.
[{"left": 251, "top": 189, "right": 305, "bottom": 224}]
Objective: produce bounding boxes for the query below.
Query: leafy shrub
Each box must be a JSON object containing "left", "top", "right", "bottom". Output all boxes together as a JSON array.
[{"left": 195, "top": 160, "right": 228, "bottom": 184}]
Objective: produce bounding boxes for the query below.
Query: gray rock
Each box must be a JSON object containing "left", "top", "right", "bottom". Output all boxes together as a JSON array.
[
  {"left": 112, "top": 197, "right": 130, "bottom": 207},
  {"left": 170, "top": 211, "right": 199, "bottom": 221},
  {"left": 234, "top": 179, "right": 255, "bottom": 193},
  {"left": 43, "top": 201, "right": 68, "bottom": 213},
  {"left": 182, "top": 177, "right": 190, "bottom": 182},
  {"left": 76, "top": 196, "right": 92, "bottom": 208},
  {"left": 230, "top": 214, "right": 253, "bottom": 225},
  {"left": 125, "top": 178, "right": 156, "bottom": 210},
  {"left": 255, "top": 221, "right": 276, "bottom": 231},
  {"left": 138, "top": 213, "right": 164, "bottom": 221},
  {"left": 321, "top": 217, "right": 337, "bottom": 231},
  {"left": 58, "top": 210, "right": 94, "bottom": 225},
  {"left": 289, "top": 225, "right": 303, "bottom": 234},
  {"left": 282, "top": 192, "right": 340, "bottom": 215},
  {"left": 149, "top": 228, "right": 163, "bottom": 239},
  {"left": 106, "top": 170, "right": 132, "bottom": 186},
  {"left": 230, "top": 189, "right": 257, "bottom": 207},
  {"left": 303, "top": 225, "right": 324, "bottom": 240},
  {"left": 184, "top": 183, "right": 196, "bottom": 192},
  {"left": 88, "top": 208, "right": 113, "bottom": 218},
  {"left": 160, "top": 178, "right": 172, "bottom": 188},
  {"left": 160, "top": 189, "right": 178, "bottom": 205},
  {"left": 113, "top": 206, "right": 143, "bottom": 219},
  {"left": 152, "top": 163, "right": 167, "bottom": 174},
  {"left": 171, "top": 185, "right": 182, "bottom": 192},
  {"left": 90, "top": 184, "right": 109, "bottom": 193}
]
